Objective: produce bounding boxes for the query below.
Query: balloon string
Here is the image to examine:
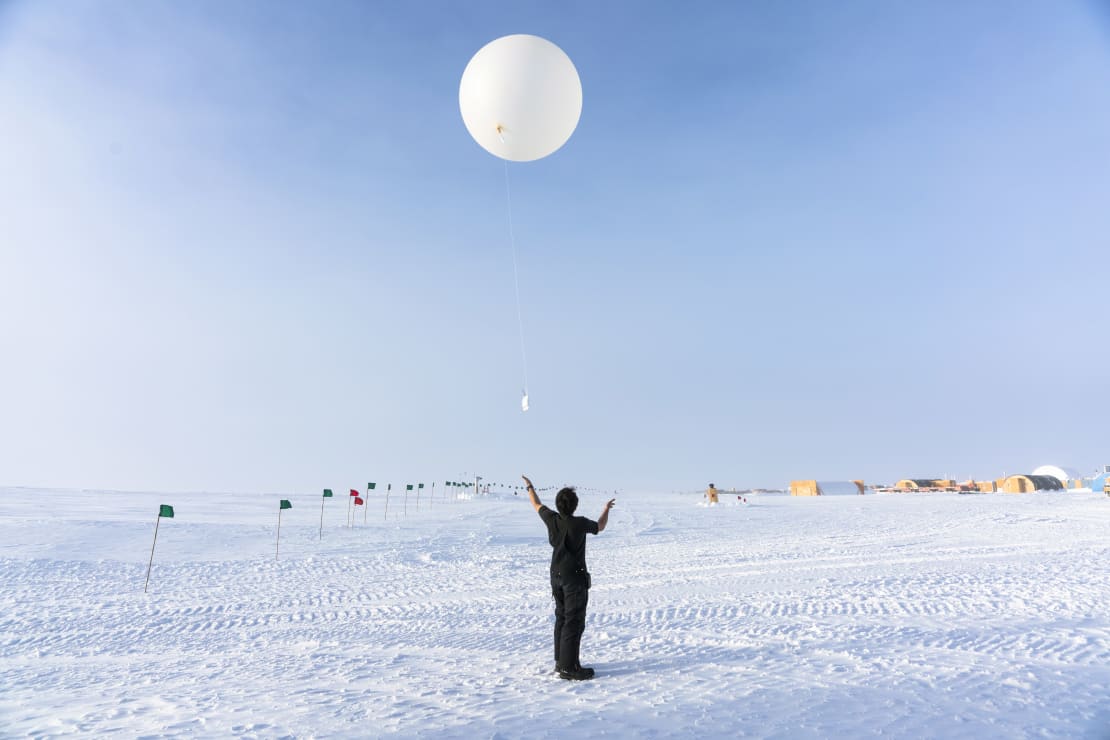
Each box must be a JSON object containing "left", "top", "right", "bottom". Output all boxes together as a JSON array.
[{"left": 504, "top": 160, "right": 529, "bottom": 396}]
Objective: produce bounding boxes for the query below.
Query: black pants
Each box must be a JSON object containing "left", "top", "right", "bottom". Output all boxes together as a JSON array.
[{"left": 552, "top": 577, "right": 589, "bottom": 670}]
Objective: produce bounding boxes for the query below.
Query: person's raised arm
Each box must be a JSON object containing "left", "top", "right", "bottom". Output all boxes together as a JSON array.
[
  {"left": 523, "top": 475, "right": 543, "bottom": 512},
  {"left": 597, "top": 498, "right": 616, "bottom": 532}
]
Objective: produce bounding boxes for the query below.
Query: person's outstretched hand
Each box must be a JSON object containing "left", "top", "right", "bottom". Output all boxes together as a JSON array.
[
  {"left": 605, "top": 498, "right": 616, "bottom": 510},
  {"left": 522, "top": 475, "right": 534, "bottom": 489}
]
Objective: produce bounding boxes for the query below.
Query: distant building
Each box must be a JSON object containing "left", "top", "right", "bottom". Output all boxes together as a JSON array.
[
  {"left": 1000, "top": 474, "right": 1065, "bottom": 493},
  {"left": 790, "top": 480, "right": 866, "bottom": 496},
  {"left": 1089, "top": 472, "right": 1110, "bottom": 493},
  {"left": 895, "top": 479, "right": 945, "bottom": 491}
]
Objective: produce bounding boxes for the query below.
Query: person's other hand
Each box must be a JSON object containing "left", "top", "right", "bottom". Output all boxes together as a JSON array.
[{"left": 522, "top": 475, "right": 533, "bottom": 489}]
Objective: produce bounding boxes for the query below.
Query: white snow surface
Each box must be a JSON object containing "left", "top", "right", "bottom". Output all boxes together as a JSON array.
[{"left": 2, "top": 486, "right": 1110, "bottom": 738}]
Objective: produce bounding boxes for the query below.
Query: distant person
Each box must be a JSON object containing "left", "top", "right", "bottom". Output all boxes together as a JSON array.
[
  {"left": 706, "top": 483, "right": 719, "bottom": 504},
  {"left": 523, "top": 474, "right": 614, "bottom": 681}
]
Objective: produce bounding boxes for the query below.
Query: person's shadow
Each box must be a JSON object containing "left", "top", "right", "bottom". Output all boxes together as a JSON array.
[{"left": 593, "top": 644, "right": 760, "bottom": 677}]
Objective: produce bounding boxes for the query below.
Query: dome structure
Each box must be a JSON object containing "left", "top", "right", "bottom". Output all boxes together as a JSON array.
[{"left": 1031, "top": 465, "right": 1081, "bottom": 484}]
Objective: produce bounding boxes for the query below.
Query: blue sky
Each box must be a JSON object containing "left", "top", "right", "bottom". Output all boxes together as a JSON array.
[{"left": 1, "top": 1, "right": 1108, "bottom": 494}]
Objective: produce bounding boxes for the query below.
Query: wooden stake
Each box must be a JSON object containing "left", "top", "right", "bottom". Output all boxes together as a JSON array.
[
  {"left": 144, "top": 514, "right": 161, "bottom": 593},
  {"left": 276, "top": 506, "right": 283, "bottom": 560},
  {"left": 319, "top": 496, "right": 325, "bottom": 540}
]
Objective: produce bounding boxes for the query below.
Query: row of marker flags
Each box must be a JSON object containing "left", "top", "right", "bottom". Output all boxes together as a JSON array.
[{"left": 144, "top": 480, "right": 559, "bottom": 592}]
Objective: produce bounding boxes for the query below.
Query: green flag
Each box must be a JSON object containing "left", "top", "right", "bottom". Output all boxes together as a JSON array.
[
  {"left": 323, "top": 489, "right": 333, "bottom": 498},
  {"left": 280, "top": 499, "right": 292, "bottom": 510},
  {"left": 406, "top": 484, "right": 413, "bottom": 490},
  {"left": 159, "top": 504, "right": 174, "bottom": 518},
  {"left": 368, "top": 482, "right": 376, "bottom": 490}
]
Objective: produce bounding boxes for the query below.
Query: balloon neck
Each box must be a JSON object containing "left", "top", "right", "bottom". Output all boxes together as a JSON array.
[{"left": 496, "top": 124, "right": 505, "bottom": 143}]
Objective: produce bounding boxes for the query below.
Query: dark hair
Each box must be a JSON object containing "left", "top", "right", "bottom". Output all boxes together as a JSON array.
[{"left": 555, "top": 486, "right": 578, "bottom": 517}]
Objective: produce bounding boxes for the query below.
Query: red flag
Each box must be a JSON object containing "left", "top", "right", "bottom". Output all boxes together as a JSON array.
[
  {"left": 354, "top": 497, "right": 364, "bottom": 506},
  {"left": 349, "top": 489, "right": 358, "bottom": 496}
]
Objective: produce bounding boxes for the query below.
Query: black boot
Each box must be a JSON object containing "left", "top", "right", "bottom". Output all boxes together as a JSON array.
[{"left": 558, "top": 665, "right": 595, "bottom": 681}]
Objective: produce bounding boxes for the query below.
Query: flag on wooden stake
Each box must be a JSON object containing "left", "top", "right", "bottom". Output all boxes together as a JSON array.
[
  {"left": 277, "top": 499, "right": 291, "bottom": 560},
  {"left": 354, "top": 497, "right": 364, "bottom": 506},
  {"left": 320, "top": 489, "right": 332, "bottom": 539},
  {"left": 145, "top": 504, "right": 174, "bottom": 592},
  {"left": 347, "top": 489, "right": 358, "bottom": 527}
]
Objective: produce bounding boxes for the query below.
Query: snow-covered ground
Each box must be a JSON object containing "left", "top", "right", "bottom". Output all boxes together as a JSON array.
[{"left": 2, "top": 485, "right": 1109, "bottom": 738}]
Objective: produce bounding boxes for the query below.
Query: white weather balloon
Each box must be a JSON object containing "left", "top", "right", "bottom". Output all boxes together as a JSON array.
[{"left": 459, "top": 34, "right": 582, "bottom": 162}]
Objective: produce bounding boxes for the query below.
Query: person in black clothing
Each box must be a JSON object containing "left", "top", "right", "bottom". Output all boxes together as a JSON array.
[{"left": 523, "top": 474, "right": 615, "bottom": 681}]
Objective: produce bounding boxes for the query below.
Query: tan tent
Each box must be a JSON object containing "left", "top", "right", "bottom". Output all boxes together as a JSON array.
[
  {"left": 790, "top": 480, "right": 819, "bottom": 496},
  {"left": 895, "top": 479, "right": 941, "bottom": 491},
  {"left": 790, "top": 480, "right": 866, "bottom": 496},
  {"left": 1001, "top": 474, "right": 1065, "bottom": 493}
]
